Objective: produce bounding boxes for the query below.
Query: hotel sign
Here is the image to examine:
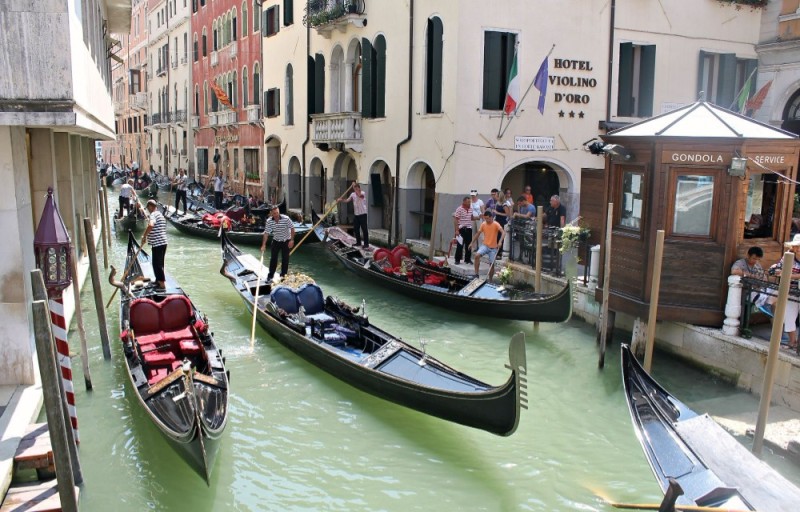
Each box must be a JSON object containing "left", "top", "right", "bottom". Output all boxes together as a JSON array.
[
  {"left": 515, "top": 136, "right": 555, "bottom": 151},
  {"left": 662, "top": 151, "right": 731, "bottom": 165}
]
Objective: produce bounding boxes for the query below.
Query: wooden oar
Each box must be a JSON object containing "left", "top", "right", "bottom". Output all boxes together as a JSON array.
[
  {"left": 610, "top": 503, "right": 752, "bottom": 512},
  {"left": 289, "top": 183, "right": 354, "bottom": 256},
  {"left": 105, "top": 244, "right": 144, "bottom": 308},
  {"left": 250, "top": 250, "right": 265, "bottom": 350}
]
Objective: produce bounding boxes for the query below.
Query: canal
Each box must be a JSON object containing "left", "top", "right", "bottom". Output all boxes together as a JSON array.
[{"left": 66, "top": 206, "right": 800, "bottom": 511}]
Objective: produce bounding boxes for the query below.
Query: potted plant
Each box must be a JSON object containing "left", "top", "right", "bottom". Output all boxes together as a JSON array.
[{"left": 559, "top": 225, "right": 590, "bottom": 254}]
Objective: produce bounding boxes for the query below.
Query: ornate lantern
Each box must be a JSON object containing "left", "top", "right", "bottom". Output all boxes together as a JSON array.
[{"left": 33, "top": 187, "right": 72, "bottom": 295}]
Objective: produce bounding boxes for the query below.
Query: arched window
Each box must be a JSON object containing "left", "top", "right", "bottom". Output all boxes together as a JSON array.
[
  {"left": 204, "top": 81, "right": 208, "bottom": 115},
  {"left": 232, "top": 70, "right": 238, "bottom": 107},
  {"left": 242, "top": 66, "right": 249, "bottom": 106},
  {"left": 232, "top": 8, "right": 238, "bottom": 40},
  {"left": 285, "top": 64, "right": 294, "bottom": 125},
  {"left": 242, "top": 2, "right": 248, "bottom": 35},
  {"left": 183, "top": 32, "right": 188, "bottom": 62},
  {"left": 193, "top": 32, "right": 198, "bottom": 62},
  {"left": 425, "top": 17, "right": 443, "bottom": 114},
  {"left": 253, "top": 62, "right": 261, "bottom": 106},
  {"left": 212, "top": 20, "right": 218, "bottom": 51},
  {"left": 195, "top": 84, "right": 200, "bottom": 115},
  {"left": 253, "top": 1, "right": 261, "bottom": 33},
  {"left": 202, "top": 28, "right": 207, "bottom": 56}
]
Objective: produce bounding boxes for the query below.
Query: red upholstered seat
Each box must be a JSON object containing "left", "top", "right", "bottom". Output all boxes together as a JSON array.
[
  {"left": 160, "top": 295, "right": 193, "bottom": 331},
  {"left": 148, "top": 368, "right": 169, "bottom": 385},
  {"left": 130, "top": 298, "right": 161, "bottom": 335},
  {"left": 390, "top": 245, "right": 410, "bottom": 267},
  {"left": 179, "top": 339, "right": 202, "bottom": 354},
  {"left": 136, "top": 333, "right": 163, "bottom": 346},
  {"left": 373, "top": 248, "right": 390, "bottom": 263},
  {"left": 162, "top": 326, "right": 193, "bottom": 342},
  {"left": 143, "top": 350, "right": 177, "bottom": 365}
]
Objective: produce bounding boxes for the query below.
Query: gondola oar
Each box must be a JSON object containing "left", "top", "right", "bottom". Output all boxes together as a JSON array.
[
  {"left": 249, "top": 250, "right": 265, "bottom": 349},
  {"left": 289, "top": 183, "right": 354, "bottom": 256}
]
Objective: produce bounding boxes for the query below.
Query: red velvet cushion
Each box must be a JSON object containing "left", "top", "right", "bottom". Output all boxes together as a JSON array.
[
  {"left": 143, "top": 350, "right": 177, "bottom": 365},
  {"left": 130, "top": 298, "right": 161, "bottom": 335},
  {"left": 373, "top": 248, "right": 390, "bottom": 262},
  {"left": 136, "top": 332, "right": 163, "bottom": 346},
  {"left": 160, "top": 295, "right": 193, "bottom": 332},
  {"left": 390, "top": 245, "right": 411, "bottom": 267},
  {"left": 148, "top": 368, "right": 169, "bottom": 385},
  {"left": 179, "top": 339, "right": 202, "bottom": 354},
  {"left": 162, "top": 326, "right": 193, "bottom": 342}
]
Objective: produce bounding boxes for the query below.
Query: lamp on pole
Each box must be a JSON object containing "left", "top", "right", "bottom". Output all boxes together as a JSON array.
[{"left": 33, "top": 187, "right": 79, "bottom": 444}]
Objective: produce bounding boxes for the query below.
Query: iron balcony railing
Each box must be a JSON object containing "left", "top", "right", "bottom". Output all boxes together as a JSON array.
[
  {"left": 173, "top": 110, "right": 187, "bottom": 123},
  {"left": 151, "top": 112, "right": 162, "bottom": 125},
  {"left": 245, "top": 104, "right": 261, "bottom": 123}
]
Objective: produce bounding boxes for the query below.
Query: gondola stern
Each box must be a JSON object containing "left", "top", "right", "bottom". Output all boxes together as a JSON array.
[{"left": 500, "top": 332, "right": 527, "bottom": 436}]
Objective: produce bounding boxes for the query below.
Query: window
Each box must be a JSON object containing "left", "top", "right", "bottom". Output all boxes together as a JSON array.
[
  {"left": 232, "top": 9, "right": 238, "bottom": 40},
  {"left": 285, "top": 64, "right": 294, "bottom": 125},
  {"left": 264, "top": 5, "right": 279, "bottom": 37},
  {"left": 183, "top": 33, "right": 187, "bottom": 62},
  {"left": 242, "top": 2, "right": 248, "bottom": 35},
  {"left": 265, "top": 88, "right": 280, "bottom": 117},
  {"left": 697, "top": 52, "right": 757, "bottom": 108},
  {"left": 672, "top": 174, "right": 715, "bottom": 237},
  {"left": 482, "top": 31, "right": 516, "bottom": 111},
  {"left": 253, "top": 64, "right": 261, "bottom": 105},
  {"left": 195, "top": 85, "right": 200, "bottom": 115},
  {"left": 361, "top": 36, "right": 386, "bottom": 118},
  {"left": 253, "top": 1, "right": 261, "bottom": 33},
  {"left": 244, "top": 148, "right": 259, "bottom": 177},
  {"left": 197, "top": 148, "right": 208, "bottom": 175},
  {"left": 617, "top": 42, "right": 655, "bottom": 117},
  {"left": 202, "top": 29, "right": 207, "bottom": 56},
  {"left": 243, "top": 67, "right": 249, "bottom": 106},
  {"left": 201, "top": 0, "right": 205, "bottom": 6},
  {"left": 620, "top": 171, "right": 644, "bottom": 231},
  {"left": 744, "top": 173, "right": 779, "bottom": 239},
  {"left": 204, "top": 81, "right": 209, "bottom": 114},
  {"left": 425, "top": 17, "right": 443, "bottom": 114},
  {"left": 284, "top": 0, "right": 293, "bottom": 26},
  {"left": 193, "top": 0, "right": 197, "bottom": 13},
  {"left": 193, "top": 33, "right": 198, "bottom": 62},
  {"left": 313, "top": 54, "right": 325, "bottom": 114},
  {"left": 129, "top": 70, "right": 141, "bottom": 94},
  {"left": 308, "top": 55, "right": 316, "bottom": 116},
  {"left": 213, "top": 21, "right": 218, "bottom": 51}
]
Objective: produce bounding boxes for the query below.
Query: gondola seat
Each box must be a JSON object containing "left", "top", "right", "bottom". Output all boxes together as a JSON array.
[
  {"left": 270, "top": 286, "right": 300, "bottom": 314},
  {"left": 160, "top": 295, "right": 194, "bottom": 342},
  {"left": 179, "top": 339, "right": 203, "bottom": 354},
  {"left": 129, "top": 295, "right": 196, "bottom": 345},
  {"left": 297, "top": 284, "right": 335, "bottom": 324}
]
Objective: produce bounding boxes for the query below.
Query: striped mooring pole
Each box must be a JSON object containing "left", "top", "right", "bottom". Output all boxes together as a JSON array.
[{"left": 48, "top": 294, "right": 79, "bottom": 444}]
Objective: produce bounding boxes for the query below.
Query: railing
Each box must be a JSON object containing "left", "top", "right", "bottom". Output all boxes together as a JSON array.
[
  {"left": 304, "top": 0, "right": 366, "bottom": 36},
  {"left": 191, "top": 115, "right": 200, "bottom": 128},
  {"left": 173, "top": 110, "right": 187, "bottom": 123},
  {"left": 131, "top": 92, "right": 148, "bottom": 110},
  {"left": 245, "top": 104, "right": 261, "bottom": 123},
  {"left": 151, "top": 112, "right": 162, "bottom": 125},
  {"left": 156, "top": 66, "right": 166, "bottom": 77},
  {"left": 311, "top": 111, "right": 363, "bottom": 150},
  {"left": 208, "top": 111, "right": 219, "bottom": 126},
  {"left": 219, "top": 110, "right": 238, "bottom": 124},
  {"left": 210, "top": 51, "right": 218, "bottom": 67},
  {"left": 229, "top": 41, "right": 238, "bottom": 60}
]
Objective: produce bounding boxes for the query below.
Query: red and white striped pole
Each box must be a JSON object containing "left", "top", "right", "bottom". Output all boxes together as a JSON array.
[{"left": 48, "top": 294, "right": 79, "bottom": 444}]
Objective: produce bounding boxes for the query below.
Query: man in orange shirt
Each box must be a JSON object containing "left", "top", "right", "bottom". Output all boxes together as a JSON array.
[{"left": 470, "top": 210, "right": 505, "bottom": 280}]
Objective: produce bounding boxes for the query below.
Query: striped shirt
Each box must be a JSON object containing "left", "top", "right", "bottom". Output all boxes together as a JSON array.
[
  {"left": 176, "top": 175, "right": 187, "bottom": 191},
  {"left": 453, "top": 206, "right": 472, "bottom": 229},
  {"left": 147, "top": 211, "right": 168, "bottom": 247},
  {"left": 264, "top": 215, "right": 294, "bottom": 242},
  {"left": 350, "top": 191, "right": 368, "bottom": 216}
]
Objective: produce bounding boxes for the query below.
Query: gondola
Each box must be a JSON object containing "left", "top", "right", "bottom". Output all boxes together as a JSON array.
[
  {"left": 312, "top": 211, "right": 571, "bottom": 323},
  {"left": 109, "top": 233, "right": 229, "bottom": 483},
  {"left": 113, "top": 197, "right": 147, "bottom": 233},
  {"left": 220, "top": 230, "right": 527, "bottom": 436},
  {"left": 163, "top": 204, "right": 316, "bottom": 246},
  {"left": 621, "top": 344, "right": 800, "bottom": 511}
]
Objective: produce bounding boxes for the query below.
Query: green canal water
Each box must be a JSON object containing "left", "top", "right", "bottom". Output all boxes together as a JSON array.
[{"left": 65, "top": 210, "right": 800, "bottom": 511}]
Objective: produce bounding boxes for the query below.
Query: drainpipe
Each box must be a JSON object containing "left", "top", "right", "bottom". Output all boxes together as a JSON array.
[
  {"left": 605, "top": 0, "right": 616, "bottom": 123},
  {"left": 393, "top": 0, "right": 414, "bottom": 246},
  {"left": 300, "top": 6, "right": 311, "bottom": 217}
]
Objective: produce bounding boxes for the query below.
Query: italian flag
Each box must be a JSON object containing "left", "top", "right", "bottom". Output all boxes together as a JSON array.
[{"left": 503, "top": 50, "right": 520, "bottom": 116}]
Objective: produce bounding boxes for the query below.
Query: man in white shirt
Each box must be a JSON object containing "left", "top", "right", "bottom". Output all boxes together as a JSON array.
[
  {"left": 469, "top": 190, "right": 485, "bottom": 233},
  {"left": 118, "top": 179, "right": 137, "bottom": 218},
  {"left": 207, "top": 171, "right": 225, "bottom": 209},
  {"left": 337, "top": 181, "right": 369, "bottom": 248},
  {"left": 173, "top": 169, "right": 188, "bottom": 214}
]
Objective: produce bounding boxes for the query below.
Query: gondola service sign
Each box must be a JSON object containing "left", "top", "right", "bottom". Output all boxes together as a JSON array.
[{"left": 515, "top": 136, "right": 555, "bottom": 151}]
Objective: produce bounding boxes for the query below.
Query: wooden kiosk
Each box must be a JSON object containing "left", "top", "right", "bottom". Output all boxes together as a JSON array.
[{"left": 595, "top": 102, "right": 800, "bottom": 326}]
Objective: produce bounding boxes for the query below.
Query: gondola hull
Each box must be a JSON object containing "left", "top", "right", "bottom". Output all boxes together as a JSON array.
[
  {"left": 164, "top": 208, "right": 316, "bottom": 246},
  {"left": 622, "top": 345, "right": 800, "bottom": 511},
  {"left": 221, "top": 231, "right": 526, "bottom": 436},
  {"left": 116, "top": 234, "right": 229, "bottom": 482},
  {"left": 113, "top": 214, "right": 146, "bottom": 233}
]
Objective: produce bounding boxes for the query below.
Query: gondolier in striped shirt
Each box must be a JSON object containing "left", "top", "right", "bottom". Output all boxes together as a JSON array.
[
  {"left": 337, "top": 181, "right": 369, "bottom": 248},
  {"left": 452, "top": 196, "right": 474, "bottom": 265},
  {"left": 260, "top": 205, "right": 295, "bottom": 281},
  {"left": 141, "top": 199, "right": 168, "bottom": 289},
  {"left": 173, "top": 168, "right": 188, "bottom": 215}
]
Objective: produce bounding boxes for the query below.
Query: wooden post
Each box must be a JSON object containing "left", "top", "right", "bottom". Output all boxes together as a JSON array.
[
  {"left": 97, "top": 188, "right": 108, "bottom": 269},
  {"left": 30, "top": 271, "right": 82, "bottom": 484},
  {"left": 753, "top": 251, "right": 794, "bottom": 456},
  {"left": 32, "top": 300, "right": 79, "bottom": 512},
  {"left": 534, "top": 206, "right": 544, "bottom": 330},
  {"left": 428, "top": 193, "right": 440, "bottom": 260},
  {"left": 643, "top": 230, "right": 665, "bottom": 372},
  {"left": 598, "top": 203, "right": 614, "bottom": 369},
  {"left": 101, "top": 179, "right": 112, "bottom": 257},
  {"left": 70, "top": 246, "right": 92, "bottom": 390},
  {"left": 83, "top": 218, "right": 111, "bottom": 360}
]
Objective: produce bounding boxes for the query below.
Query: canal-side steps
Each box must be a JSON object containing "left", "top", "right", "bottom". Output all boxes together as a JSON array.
[{"left": 0, "top": 423, "right": 78, "bottom": 512}]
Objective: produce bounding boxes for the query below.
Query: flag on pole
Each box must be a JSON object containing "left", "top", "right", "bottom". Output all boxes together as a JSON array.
[
  {"left": 533, "top": 56, "right": 549, "bottom": 114},
  {"left": 734, "top": 74, "right": 753, "bottom": 114},
  {"left": 745, "top": 79, "right": 773, "bottom": 113},
  {"left": 503, "top": 49, "right": 520, "bottom": 115},
  {"left": 210, "top": 80, "right": 233, "bottom": 109}
]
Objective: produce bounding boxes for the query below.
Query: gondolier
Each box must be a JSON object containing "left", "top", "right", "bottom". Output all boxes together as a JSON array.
[
  {"left": 141, "top": 199, "right": 168, "bottom": 289},
  {"left": 208, "top": 171, "right": 226, "bottom": 209},
  {"left": 173, "top": 168, "right": 188, "bottom": 215},
  {"left": 337, "top": 181, "right": 369, "bottom": 248},
  {"left": 260, "top": 205, "right": 295, "bottom": 281},
  {"left": 118, "top": 179, "right": 137, "bottom": 219},
  {"left": 453, "top": 196, "right": 473, "bottom": 265}
]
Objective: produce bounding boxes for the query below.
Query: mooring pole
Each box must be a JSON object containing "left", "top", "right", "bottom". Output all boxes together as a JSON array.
[
  {"left": 643, "top": 230, "right": 665, "bottom": 372},
  {"left": 98, "top": 188, "right": 108, "bottom": 269},
  {"left": 83, "top": 218, "right": 111, "bottom": 360},
  {"left": 69, "top": 246, "right": 92, "bottom": 390},
  {"left": 101, "top": 179, "right": 112, "bottom": 259},
  {"left": 598, "top": 203, "right": 613, "bottom": 369},
  {"left": 534, "top": 206, "right": 544, "bottom": 331},
  {"left": 428, "top": 193, "right": 440, "bottom": 260}
]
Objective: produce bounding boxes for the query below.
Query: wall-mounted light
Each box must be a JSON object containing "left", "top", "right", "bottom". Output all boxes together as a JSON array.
[{"left": 729, "top": 157, "right": 747, "bottom": 177}]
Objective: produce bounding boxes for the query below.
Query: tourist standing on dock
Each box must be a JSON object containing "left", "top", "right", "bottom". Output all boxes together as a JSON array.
[
  {"left": 545, "top": 195, "right": 566, "bottom": 228},
  {"left": 453, "top": 197, "right": 473, "bottom": 265},
  {"left": 261, "top": 205, "right": 295, "bottom": 281},
  {"left": 469, "top": 190, "right": 485, "bottom": 233},
  {"left": 337, "top": 181, "right": 369, "bottom": 248},
  {"left": 173, "top": 169, "right": 188, "bottom": 215},
  {"left": 141, "top": 200, "right": 168, "bottom": 289}
]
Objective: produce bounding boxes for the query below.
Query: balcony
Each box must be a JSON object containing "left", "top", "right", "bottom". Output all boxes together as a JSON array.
[
  {"left": 151, "top": 112, "right": 162, "bottom": 125},
  {"left": 131, "top": 91, "right": 148, "bottom": 110},
  {"left": 245, "top": 104, "right": 261, "bottom": 123},
  {"left": 172, "top": 110, "right": 187, "bottom": 124},
  {"left": 208, "top": 111, "right": 220, "bottom": 126},
  {"left": 113, "top": 100, "right": 124, "bottom": 113},
  {"left": 191, "top": 115, "right": 200, "bottom": 129},
  {"left": 229, "top": 41, "right": 238, "bottom": 60},
  {"left": 311, "top": 111, "right": 363, "bottom": 152},
  {"left": 304, "top": 0, "right": 366, "bottom": 39},
  {"left": 210, "top": 51, "right": 218, "bottom": 67},
  {"left": 220, "top": 110, "right": 238, "bottom": 125}
]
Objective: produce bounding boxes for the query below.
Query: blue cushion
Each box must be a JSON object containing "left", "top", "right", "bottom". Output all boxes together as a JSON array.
[
  {"left": 297, "top": 283, "right": 326, "bottom": 315},
  {"left": 270, "top": 286, "right": 299, "bottom": 314}
]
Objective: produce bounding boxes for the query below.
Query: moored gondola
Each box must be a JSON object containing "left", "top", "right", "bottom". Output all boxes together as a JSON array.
[
  {"left": 113, "top": 196, "right": 147, "bottom": 233},
  {"left": 621, "top": 344, "right": 800, "bottom": 511},
  {"left": 312, "top": 210, "right": 571, "bottom": 323},
  {"left": 220, "top": 229, "right": 527, "bottom": 436},
  {"left": 109, "top": 233, "right": 229, "bottom": 483}
]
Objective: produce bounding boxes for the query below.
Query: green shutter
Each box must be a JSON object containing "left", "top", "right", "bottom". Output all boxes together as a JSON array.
[
  {"left": 315, "top": 54, "right": 325, "bottom": 114},
  {"left": 482, "top": 31, "right": 502, "bottom": 110},
  {"left": 262, "top": 10, "right": 268, "bottom": 37},
  {"left": 638, "top": 45, "right": 656, "bottom": 117},
  {"left": 375, "top": 36, "right": 386, "bottom": 118},
  {"left": 426, "top": 18, "right": 443, "bottom": 114},
  {"left": 284, "top": 0, "right": 293, "bottom": 26},
  {"left": 617, "top": 42, "right": 633, "bottom": 116},
  {"left": 716, "top": 53, "right": 736, "bottom": 108},
  {"left": 275, "top": 88, "right": 281, "bottom": 117},
  {"left": 274, "top": 6, "right": 280, "bottom": 35},
  {"left": 362, "top": 37, "right": 374, "bottom": 117},
  {"left": 307, "top": 56, "right": 315, "bottom": 116}
]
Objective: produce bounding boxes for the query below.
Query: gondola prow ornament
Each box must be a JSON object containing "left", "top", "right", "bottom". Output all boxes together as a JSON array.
[{"left": 33, "top": 187, "right": 79, "bottom": 444}]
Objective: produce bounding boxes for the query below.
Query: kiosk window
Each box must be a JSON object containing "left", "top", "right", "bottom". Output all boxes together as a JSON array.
[
  {"left": 744, "top": 173, "right": 777, "bottom": 239},
  {"left": 673, "top": 175, "right": 715, "bottom": 236},
  {"left": 620, "top": 171, "right": 643, "bottom": 230}
]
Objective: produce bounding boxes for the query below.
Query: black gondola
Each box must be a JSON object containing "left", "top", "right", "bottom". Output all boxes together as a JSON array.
[
  {"left": 312, "top": 211, "right": 571, "bottom": 323},
  {"left": 113, "top": 197, "right": 147, "bottom": 233},
  {"left": 220, "top": 230, "right": 527, "bottom": 436},
  {"left": 110, "top": 233, "right": 229, "bottom": 483},
  {"left": 621, "top": 344, "right": 800, "bottom": 511},
  {"left": 163, "top": 204, "right": 316, "bottom": 246}
]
